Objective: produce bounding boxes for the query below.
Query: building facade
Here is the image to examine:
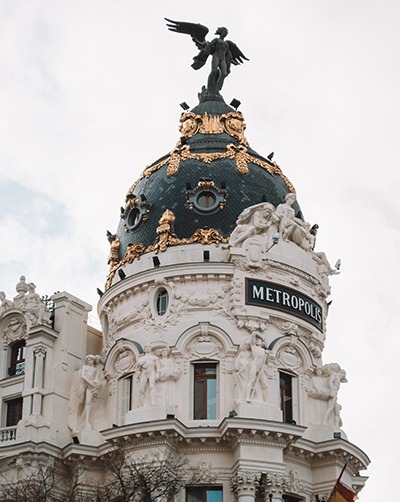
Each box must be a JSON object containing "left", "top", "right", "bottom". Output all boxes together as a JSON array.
[{"left": 0, "top": 39, "right": 369, "bottom": 502}]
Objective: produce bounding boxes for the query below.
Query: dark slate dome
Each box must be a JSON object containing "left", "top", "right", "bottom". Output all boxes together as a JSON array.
[{"left": 114, "top": 98, "right": 302, "bottom": 260}]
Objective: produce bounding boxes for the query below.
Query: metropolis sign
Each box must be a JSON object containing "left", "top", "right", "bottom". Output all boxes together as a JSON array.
[{"left": 245, "top": 278, "right": 323, "bottom": 332}]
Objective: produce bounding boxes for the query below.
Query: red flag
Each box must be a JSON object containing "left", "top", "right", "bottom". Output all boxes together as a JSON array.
[
  {"left": 330, "top": 480, "right": 358, "bottom": 502},
  {"left": 328, "top": 462, "right": 358, "bottom": 502}
]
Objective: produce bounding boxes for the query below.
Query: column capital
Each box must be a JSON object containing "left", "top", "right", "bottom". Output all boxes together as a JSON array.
[
  {"left": 231, "top": 470, "right": 261, "bottom": 496},
  {"left": 33, "top": 345, "right": 47, "bottom": 356}
]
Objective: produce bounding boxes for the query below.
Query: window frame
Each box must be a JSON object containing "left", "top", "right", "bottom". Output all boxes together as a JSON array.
[
  {"left": 279, "top": 371, "right": 299, "bottom": 424},
  {"left": 193, "top": 362, "right": 218, "bottom": 420},
  {"left": 8, "top": 340, "right": 26, "bottom": 377},
  {"left": 186, "top": 485, "right": 223, "bottom": 502},
  {"left": 5, "top": 396, "right": 23, "bottom": 427},
  {"left": 155, "top": 288, "right": 169, "bottom": 316}
]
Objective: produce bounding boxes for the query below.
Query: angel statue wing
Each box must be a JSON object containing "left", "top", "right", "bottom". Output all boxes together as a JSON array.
[
  {"left": 165, "top": 18, "right": 249, "bottom": 95},
  {"left": 165, "top": 18, "right": 209, "bottom": 49},
  {"left": 226, "top": 40, "right": 249, "bottom": 66}
]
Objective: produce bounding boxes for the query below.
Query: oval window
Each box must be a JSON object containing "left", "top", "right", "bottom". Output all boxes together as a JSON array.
[
  {"left": 156, "top": 289, "right": 169, "bottom": 316},
  {"left": 196, "top": 191, "right": 217, "bottom": 210},
  {"left": 128, "top": 208, "right": 141, "bottom": 228}
]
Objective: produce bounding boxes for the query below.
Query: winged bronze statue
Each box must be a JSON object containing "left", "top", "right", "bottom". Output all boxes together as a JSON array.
[{"left": 165, "top": 18, "right": 249, "bottom": 95}]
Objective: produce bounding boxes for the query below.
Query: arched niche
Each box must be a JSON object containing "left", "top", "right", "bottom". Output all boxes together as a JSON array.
[
  {"left": 175, "top": 322, "right": 236, "bottom": 362},
  {"left": 268, "top": 335, "right": 314, "bottom": 375},
  {"left": 104, "top": 338, "right": 142, "bottom": 380}
]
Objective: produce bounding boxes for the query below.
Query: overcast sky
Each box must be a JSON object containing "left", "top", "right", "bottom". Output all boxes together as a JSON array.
[{"left": 1, "top": 1, "right": 399, "bottom": 498}]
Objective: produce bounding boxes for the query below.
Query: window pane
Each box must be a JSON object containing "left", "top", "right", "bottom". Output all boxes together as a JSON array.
[
  {"left": 186, "top": 487, "right": 222, "bottom": 502},
  {"left": 193, "top": 364, "right": 217, "bottom": 420},
  {"left": 206, "top": 488, "right": 223, "bottom": 502},
  {"left": 207, "top": 379, "right": 217, "bottom": 419},
  {"left": 156, "top": 289, "right": 168, "bottom": 316},
  {"left": 197, "top": 192, "right": 216, "bottom": 209},
  {"left": 194, "top": 379, "right": 205, "bottom": 419},
  {"left": 280, "top": 372, "right": 293, "bottom": 423},
  {"left": 6, "top": 398, "right": 23, "bottom": 427}
]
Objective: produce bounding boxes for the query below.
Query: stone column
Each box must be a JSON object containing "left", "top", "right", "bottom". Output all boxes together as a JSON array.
[
  {"left": 231, "top": 470, "right": 260, "bottom": 502},
  {"left": 263, "top": 473, "right": 285, "bottom": 502},
  {"left": 32, "top": 345, "right": 46, "bottom": 415}
]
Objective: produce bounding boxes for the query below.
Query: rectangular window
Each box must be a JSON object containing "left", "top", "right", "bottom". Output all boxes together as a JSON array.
[
  {"left": 8, "top": 341, "right": 26, "bottom": 377},
  {"left": 283, "top": 496, "right": 302, "bottom": 502},
  {"left": 193, "top": 363, "right": 217, "bottom": 420},
  {"left": 121, "top": 375, "right": 133, "bottom": 416},
  {"left": 280, "top": 372, "right": 293, "bottom": 424},
  {"left": 6, "top": 397, "right": 23, "bottom": 427},
  {"left": 186, "top": 486, "right": 223, "bottom": 502}
]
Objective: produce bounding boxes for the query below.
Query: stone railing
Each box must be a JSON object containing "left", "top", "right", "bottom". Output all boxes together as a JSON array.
[{"left": 0, "top": 427, "right": 17, "bottom": 442}]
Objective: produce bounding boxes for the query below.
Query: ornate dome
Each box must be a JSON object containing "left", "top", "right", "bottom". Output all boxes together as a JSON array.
[{"left": 111, "top": 97, "right": 303, "bottom": 265}]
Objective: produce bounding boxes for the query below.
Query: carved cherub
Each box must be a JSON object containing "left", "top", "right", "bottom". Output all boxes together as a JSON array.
[{"left": 165, "top": 18, "right": 248, "bottom": 94}]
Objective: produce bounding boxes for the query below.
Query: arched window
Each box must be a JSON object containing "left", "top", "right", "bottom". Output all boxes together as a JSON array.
[{"left": 155, "top": 289, "right": 169, "bottom": 316}]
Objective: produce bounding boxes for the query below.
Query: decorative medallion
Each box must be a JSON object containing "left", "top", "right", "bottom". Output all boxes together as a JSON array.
[
  {"left": 114, "top": 350, "right": 136, "bottom": 375},
  {"left": 2, "top": 316, "right": 28, "bottom": 348},
  {"left": 188, "top": 335, "right": 222, "bottom": 359}
]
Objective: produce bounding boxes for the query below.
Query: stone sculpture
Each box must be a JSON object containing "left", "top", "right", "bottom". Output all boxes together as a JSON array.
[
  {"left": 165, "top": 18, "right": 248, "bottom": 96},
  {"left": 275, "top": 193, "right": 312, "bottom": 249},
  {"left": 23, "top": 283, "right": 52, "bottom": 326},
  {"left": 7, "top": 277, "right": 52, "bottom": 327},
  {"left": 229, "top": 202, "right": 278, "bottom": 248},
  {"left": 234, "top": 333, "right": 269, "bottom": 403},
  {"left": 68, "top": 355, "right": 106, "bottom": 434},
  {"left": 0, "top": 292, "right": 14, "bottom": 316},
  {"left": 156, "top": 348, "right": 180, "bottom": 405},
  {"left": 308, "top": 363, "right": 347, "bottom": 427},
  {"left": 136, "top": 345, "right": 159, "bottom": 407}
]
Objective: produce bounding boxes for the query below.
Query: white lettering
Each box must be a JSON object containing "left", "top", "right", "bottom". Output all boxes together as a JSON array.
[
  {"left": 253, "top": 286, "right": 264, "bottom": 300},
  {"left": 304, "top": 302, "right": 311, "bottom": 315},
  {"left": 298, "top": 298, "right": 305, "bottom": 311},
  {"left": 266, "top": 288, "right": 275, "bottom": 302},
  {"left": 275, "top": 290, "right": 282, "bottom": 303},
  {"left": 282, "top": 292, "right": 290, "bottom": 306},
  {"left": 291, "top": 295, "right": 299, "bottom": 309}
]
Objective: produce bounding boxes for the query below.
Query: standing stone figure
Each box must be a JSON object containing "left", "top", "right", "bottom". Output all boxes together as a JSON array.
[
  {"left": 136, "top": 345, "right": 158, "bottom": 407},
  {"left": 246, "top": 333, "right": 269, "bottom": 402},
  {"left": 234, "top": 340, "right": 252, "bottom": 403},
  {"left": 308, "top": 363, "right": 347, "bottom": 427},
  {"left": 233, "top": 333, "right": 269, "bottom": 404},
  {"left": 156, "top": 348, "right": 180, "bottom": 406},
  {"left": 68, "top": 355, "right": 105, "bottom": 434}
]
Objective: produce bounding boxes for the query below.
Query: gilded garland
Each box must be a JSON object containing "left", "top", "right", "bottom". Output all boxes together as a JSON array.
[
  {"left": 126, "top": 111, "right": 296, "bottom": 197},
  {"left": 105, "top": 210, "right": 229, "bottom": 290}
]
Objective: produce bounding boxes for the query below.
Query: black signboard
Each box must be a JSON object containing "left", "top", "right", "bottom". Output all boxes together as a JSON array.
[{"left": 245, "top": 278, "right": 323, "bottom": 332}]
